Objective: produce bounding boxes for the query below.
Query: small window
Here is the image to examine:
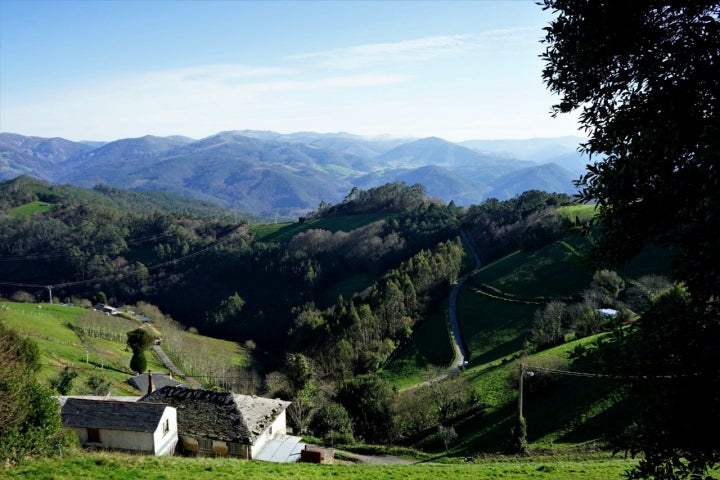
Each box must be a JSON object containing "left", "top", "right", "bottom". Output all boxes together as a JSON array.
[
  {"left": 269, "top": 425, "right": 273, "bottom": 435},
  {"left": 87, "top": 428, "right": 100, "bottom": 443},
  {"left": 163, "top": 418, "right": 170, "bottom": 435}
]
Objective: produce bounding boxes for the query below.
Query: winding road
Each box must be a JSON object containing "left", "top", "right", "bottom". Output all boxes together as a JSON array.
[{"left": 447, "top": 229, "right": 482, "bottom": 369}]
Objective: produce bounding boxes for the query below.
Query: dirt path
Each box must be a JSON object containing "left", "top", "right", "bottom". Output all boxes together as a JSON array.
[{"left": 151, "top": 344, "right": 202, "bottom": 388}]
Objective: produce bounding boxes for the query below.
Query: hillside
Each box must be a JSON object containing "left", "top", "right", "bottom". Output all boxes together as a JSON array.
[
  {"left": 0, "top": 179, "right": 676, "bottom": 466},
  {"left": 1, "top": 131, "right": 583, "bottom": 219}
]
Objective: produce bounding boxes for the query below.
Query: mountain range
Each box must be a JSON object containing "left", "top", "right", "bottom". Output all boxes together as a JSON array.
[{"left": 0, "top": 130, "right": 588, "bottom": 219}]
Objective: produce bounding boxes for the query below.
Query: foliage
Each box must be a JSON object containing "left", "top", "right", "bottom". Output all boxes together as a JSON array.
[
  {"left": 309, "top": 402, "right": 354, "bottom": 445},
  {"left": 319, "top": 182, "right": 430, "bottom": 216},
  {"left": 0, "top": 320, "right": 75, "bottom": 464},
  {"left": 337, "top": 373, "right": 395, "bottom": 444},
  {"left": 507, "top": 414, "right": 529, "bottom": 455},
  {"left": 126, "top": 328, "right": 154, "bottom": 353},
  {"left": 85, "top": 375, "right": 112, "bottom": 396},
  {"left": 541, "top": 1, "right": 720, "bottom": 476},
  {"left": 530, "top": 301, "right": 566, "bottom": 350},
  {"left": 129, "top": 349, "right": 147, "bottom": 375},
  {"left": 127, "top": 328, "right": 154, "bottom": 374},
  {"left": 462, "top": 191, "right": 576, "bottom": 264},
  {"left": 50, "top": 366, "right": 78, "bottom": 395}
]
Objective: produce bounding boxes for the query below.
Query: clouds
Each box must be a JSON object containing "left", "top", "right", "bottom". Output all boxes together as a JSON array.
[
  {"left": 289, "top": 28, "right": 535, "bottom": 69},
  {"left": 0, "top": 21, "right": 579, "bottom": 142}
]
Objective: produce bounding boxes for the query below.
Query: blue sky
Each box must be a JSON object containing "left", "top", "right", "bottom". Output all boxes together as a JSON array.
[{"left": 0, "top": 0, "right": 582, "bottom": 142}]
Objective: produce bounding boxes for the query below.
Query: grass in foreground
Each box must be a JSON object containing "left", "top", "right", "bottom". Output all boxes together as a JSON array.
[{"left": 3, "top": 451, "right": 640, "bottom": 480}]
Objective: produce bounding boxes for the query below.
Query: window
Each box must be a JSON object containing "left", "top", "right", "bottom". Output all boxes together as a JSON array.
[
  {"left": 162, "top": 418, "right": 170, "bottom": 436},
  {"left": 87, "top": 428, "right": 100, "bottom": 443},
  {"left": 198, "top": 437, "right": 212, "bottom": 452}
]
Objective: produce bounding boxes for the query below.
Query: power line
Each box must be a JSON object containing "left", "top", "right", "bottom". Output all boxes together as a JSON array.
[
  {"left": 0, "top": 231, "right": 176, "bottom": 262},
  {"left": 0, "top": 233, "right": 237, "bottom": 291},
  {"left": 525, "top": 363, "right": 700, "bottom": 380}
]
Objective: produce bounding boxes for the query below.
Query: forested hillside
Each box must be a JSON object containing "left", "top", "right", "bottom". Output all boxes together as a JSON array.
[{"left": 1, "top": 175, "right": 679, "bottom": 464}]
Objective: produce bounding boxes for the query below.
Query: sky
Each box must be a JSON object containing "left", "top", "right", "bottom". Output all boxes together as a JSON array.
[{"left": 0, "top": 0, "right": 583, "bottom": 142}]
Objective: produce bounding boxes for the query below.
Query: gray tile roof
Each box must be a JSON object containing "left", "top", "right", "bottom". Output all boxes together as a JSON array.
[
  {"left": 128, "top": 372, "right": 184, "bottom": 393},
  {"left": 140, "top": 386, "right": 290, "bottom": 444},
  {"left": 61, "top": 398, "right": 169, "bottom": 432}
]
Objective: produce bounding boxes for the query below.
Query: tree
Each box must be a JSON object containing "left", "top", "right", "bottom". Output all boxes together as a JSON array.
[
  {"left": 127, "top": 328, "right": 154, "bottom": 374},
  {"left": 94, "top": 291, "right": 107, "bottom": 305},
  {"left": 309, "top": 402, "right": 354, "bottom": 445},
  {"left": 541, "top": 1, "right": 720, "bottom": 477},
  {"left": 336, "top": 373, "right": 395, "bottom": 444},
  {"left": 530, "top": 301, "right": 566, "bottom": 349},
  {"left": 50, "top": 366, "right": 78, "bottom": 395}
]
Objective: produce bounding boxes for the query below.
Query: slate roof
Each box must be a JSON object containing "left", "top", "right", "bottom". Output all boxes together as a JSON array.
[
  {"left": 140, "top": 386, "right": 290, "bottom": 444},
  {"left": 61, "top": 398, "right": 169, "bottom": 432},
  {"left": 128, "top": 372, "right": 184, "bottom": 393}
]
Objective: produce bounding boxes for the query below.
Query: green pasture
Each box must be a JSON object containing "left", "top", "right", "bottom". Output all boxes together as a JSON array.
[
  {"left": 456, "top": 291, "right": 537, "bottom": 367},
  {"left": 318, "top": 272, "right": 377, "bottom": 309},
  {"left": 472, "top": 238, "right": 592, "bottom": 299},
  {"left": 557, "top": 204, "right": 596, "bottom": 222},
  {"left": 2, "top": 451, "right": 642, "bottom": 480},
  {"left": 251, "top": 214, "right": 395, "bottom": 243},
  {"left": 380, "top": 302, "right": 454, "bottom": 388},
  {"left": 1, "top": 302, "right": 165, "bottom": 393},
  {"left": 0, "top": 301, "right": 248, "bottom": 395},
  {"left": 9, "top": 200, "right": 53, "bottom": 217}
]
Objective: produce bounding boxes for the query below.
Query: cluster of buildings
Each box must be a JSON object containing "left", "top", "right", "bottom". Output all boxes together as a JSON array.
[{"left": 57, "top": 372, "right": 319, "bottom": 462}]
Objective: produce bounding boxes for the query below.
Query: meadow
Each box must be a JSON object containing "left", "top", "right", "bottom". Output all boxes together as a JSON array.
[{"left": 3, "top": 451, "right": 639, "bottom": 480}]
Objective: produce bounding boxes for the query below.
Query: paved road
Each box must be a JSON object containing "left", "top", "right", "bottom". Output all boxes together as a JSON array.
[
  {"left": 447, "top": 229, "right": 482, "bottom": 368},
  {"left": 401, "top": 229, "right": 481, "bottom": 392}
]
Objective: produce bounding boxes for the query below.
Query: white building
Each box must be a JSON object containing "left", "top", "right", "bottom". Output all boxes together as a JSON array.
[
  {"left": 140, "top": 386, "right": 291, "bottom": 459},
  {"left": 61, "top": 397, "right": 178, "bottom": 456}
]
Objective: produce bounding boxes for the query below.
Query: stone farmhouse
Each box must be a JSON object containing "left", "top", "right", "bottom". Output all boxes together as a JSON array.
[
  {"left": 139, "top": 386, "right": 292, "bottom": 460},
  {"left": 60, "top": 397, "right": 178, "bottom": 456}
]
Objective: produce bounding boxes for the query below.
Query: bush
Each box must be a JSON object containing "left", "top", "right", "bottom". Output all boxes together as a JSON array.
[{"left": 1, "top": 322, "right": 75, "bottom": 464}]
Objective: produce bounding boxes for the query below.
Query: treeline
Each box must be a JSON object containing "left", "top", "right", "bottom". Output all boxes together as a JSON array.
[
  {"left": 0, "top": 179, "right": 579, "bottom": 362},
  {"left": 289, "top": 237, "right": 465, "bottom": 376},
  {"left": 461, "top": 190, "right": 575, "bottom": 264},
  {"left": 315, "top": 182, "right": 431, "bottom": 216}
]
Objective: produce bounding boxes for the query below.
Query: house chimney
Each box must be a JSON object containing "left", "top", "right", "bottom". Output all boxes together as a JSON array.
[{"left": 147, "top": 370, "right": 155, "bottom": 394}]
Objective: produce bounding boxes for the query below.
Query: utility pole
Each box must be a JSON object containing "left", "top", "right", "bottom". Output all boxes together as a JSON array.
[
  {"left": 518, "top": 363, "right": 534, "bottom": 418},
  {"left": 46, "top": 285, "right": 53, "bottom": 305}
]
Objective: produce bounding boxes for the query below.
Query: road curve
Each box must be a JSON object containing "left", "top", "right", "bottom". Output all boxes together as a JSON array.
[{"left": 447, "top": 229, "right": 482, "bottom": 368}]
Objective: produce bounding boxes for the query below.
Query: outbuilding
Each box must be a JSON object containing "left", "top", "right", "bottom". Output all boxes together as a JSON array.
[{"left": 61, "top": 397, "right": 178, "bottom": 455}]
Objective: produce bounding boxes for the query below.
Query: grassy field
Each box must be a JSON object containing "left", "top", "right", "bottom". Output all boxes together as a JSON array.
[
  {"left": 390, "top": 231, "right": 674, "bottom": 457},
  {"left": 557, "top": 204, "right": 597, "bottom": 222},
  {"left": 471, "top": 237, "right": 591, "bottom": 299},
  {"left": 9, "top": 200, "right": 53, "bottom": 217},
  {"left": 379, "top": 302, "right": 454, "bottom": 389},
  {"left": 2, "top": 451, "right": 641, "bottom": 480},
  {"left": 0, "top": 301, "right": 248, "bottom": 395},
  {"left": 251, "top": 213, "right": 395, "bottom": 243}
]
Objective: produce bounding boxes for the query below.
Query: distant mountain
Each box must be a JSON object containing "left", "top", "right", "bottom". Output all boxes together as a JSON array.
[
  {"left": 0, "top": 130, "right": 586, "bottom": 218},
  {"left": 391, "top": 164, "right": 491, "bottom": 205},
  {"left": 459, "top": 136, "right": 585, "bottom": 161},
  {"left": 0, "top": 132, "right": 93, "bottom": 163},
  {"left": 486, "top": 162, "right": 578, "bottom": 200},
  {"left": 0, "top": 133, "right": 93, "bottom": 181},
  {"left": 235, "top": 130, "right": 410, "bottom": 158}
]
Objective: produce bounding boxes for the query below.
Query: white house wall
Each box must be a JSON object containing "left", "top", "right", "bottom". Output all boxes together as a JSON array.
[
  {"left": 76, "top": 427, "right": 155, "bottom": 453},
  {"left": 151, "top": 407, "right": 179, "bottom": 455},
  {"left": 250, "top": 409, "right": 288, "bottom": 459}
]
